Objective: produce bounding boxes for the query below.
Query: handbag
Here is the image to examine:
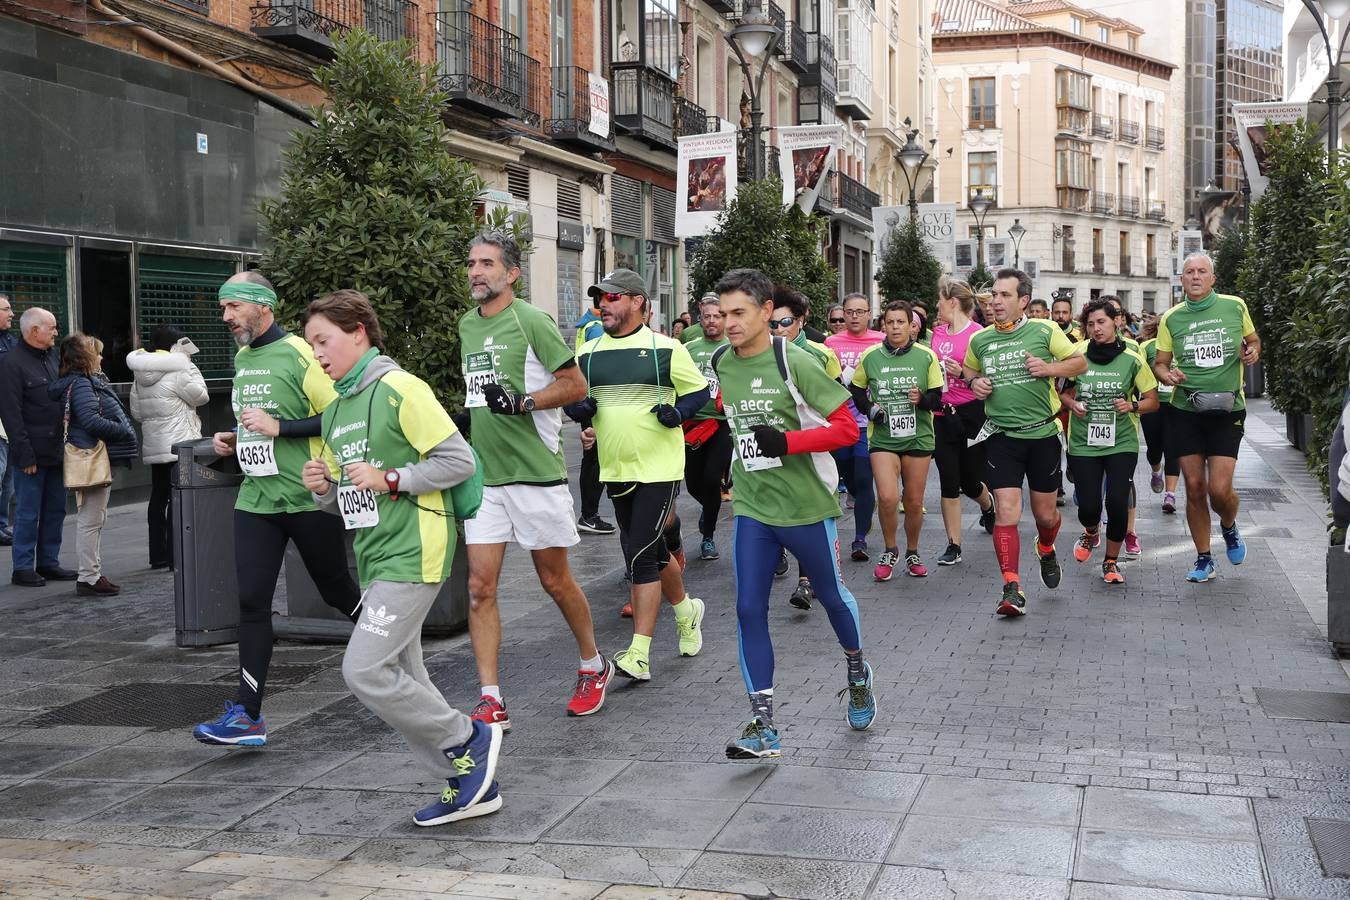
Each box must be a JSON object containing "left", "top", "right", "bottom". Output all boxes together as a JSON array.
[
  {"left": 682, "top": 417, "right": 719, "bottom": 449},
  {"left": 63, "top": 383, "right": 112, "bottom": 490}
]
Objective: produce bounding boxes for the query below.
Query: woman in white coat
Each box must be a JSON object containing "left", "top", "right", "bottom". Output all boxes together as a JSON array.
[{"left": 127, "top": 325, "right": 209, "bottom": 569}]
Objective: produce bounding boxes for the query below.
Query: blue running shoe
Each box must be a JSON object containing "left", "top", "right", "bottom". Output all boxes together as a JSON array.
[
  {"left": 442, "top": 719, "right": 502, "bottom": 811},
  {"left": 725, "top": 717, "right": 782, "bottom": 759},
  {"left": 700, "top": 538, "right": 719, "bottom": 561},
  {"left": 414, "top": 779, "right": 502, "bottom": 827},
  {"left": 1222, "top": 525, "right": 1246, "bottom": 566},
  {"left": 1186, "top": 555, "right": 1217, "bottom": 583},
  {"left": 839, "top": 662, "right": 878, "bottom": 731},
  {"left": 193, "top": 701, "right": 266, "bottom": 747}
]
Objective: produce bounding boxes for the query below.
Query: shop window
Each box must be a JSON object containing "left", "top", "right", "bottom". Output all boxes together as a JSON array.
[
  {"left": 0, "top": 241, "right": 70, "bottom": 336},
  {"left": 136, "top": 255, "right": 238, "bottom": 380}
]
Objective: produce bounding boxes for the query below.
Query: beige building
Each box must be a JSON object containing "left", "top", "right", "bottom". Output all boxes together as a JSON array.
[
  {"left": 933, "top": 0, "right": 1178, "bottom": 314},
  {"left": 866, "top": 0, "right": 939, "bottom": 208}
]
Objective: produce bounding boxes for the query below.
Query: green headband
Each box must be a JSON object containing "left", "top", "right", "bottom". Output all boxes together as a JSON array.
[{"left": 218, "top": 282, "right": 277, "bottom": 308}]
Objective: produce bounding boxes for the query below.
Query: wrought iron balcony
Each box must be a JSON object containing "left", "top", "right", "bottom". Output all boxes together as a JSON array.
[
  {"left": 1117, "top": 119, "right": 1140, "bottom": 143},
  {"left": 1118, "top": 195, "right": 1140, "bottom": 217},
  {"left": 705, "top": 0, "right": 734, "bottom": 15},
  {"left": 1147, "top": 257, "right": 1160, "bottom": 277},
  {"left": 1091, "top": 114, "right": 1113, "bottom": 138},
  {"left": 1093, "top": 253, "right": 1105, "bottom": 274},
  {"left": 251, "top": 0, "right": 416, "bottom": 58},
  {"left": 434, "top": 10, "right": 534, "bottom": 120},
  {"left": 1089, "top": 191, "right": 1115, "bottom": 214},
  {"left": 675, "top": 96, "right": 710, "bottom": 137},
  {"left": 1146, "top": 125, "right": 1165, "bottom": 149},
  {"left": 1120, "top": 255, "right": 1133, "bottom": 275},
  {"left": 1145, "top": 201, "right": 1166, "bottom": 221},
  {"left": 766, "top": 1, "right": 785, "bottom": 50},
  {"left": 611, "top": 62, "right": 675, "bottom": 151},
  {"left": 969, "top": 104, "right": 996, "bottom": 129},
  {"left": 545, "top": 66, "right": 614, "bottom": 152},
  {"left": 782, "top": 22, "right": 808, "bottom": 73},
  {"left": 834, "top": 171, "right": 879, "bottom": 218}
]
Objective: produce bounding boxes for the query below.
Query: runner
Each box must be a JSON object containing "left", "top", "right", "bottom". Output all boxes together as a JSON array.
[
  {"left": 1152, "top": 252, "right": 1260, "bottom": 583},
  {"left": 682, "top": 294, "right": 731, "bottom": 560},
  {"left": 710, "top": 268, "right": 876, "bottom": 759},
  {"left": 1059, "top": 298, "right": 1159, "bottom": 584},
  {"left": 572, "top": 270, "right": 709, "bottom": 680},
  {"left": 298, "top": 290, "right": 499, "bottom": 826},
  {"left": 825, "top": 292, "right": 883, "bottom": 561},
  {"left": 930, "top": 277, "right": 995, "bottom": 566},
  {"left": 679, "top": 294, "right": 714, "bottom": 345},
  {"left": 825, "top": 304, "right": 846, "bottom": 336},
  {"left": 1139, "top": 319, "right": 1180, "bottom": 513},
  {"left": 962, "top": 268, "right": 1086, "bottom": 617},
  {"left": 573, "top": 298, "right": 614, "bottom": 536},
  {"left": 849, "top": 300, "right": 943, "bottom": 581},
  {"left": 193, "top": 271, "right": 361, "bottom": 747},
  {"left": 1028, "top": 299, "right": 1050, "bottom": 320},
  {"left": 458, "top": 232, "right": 611, "bottom": 728},
  {"left": 1051, "top": 297, "right": 1083, "bottom": 342},
  {"left": 1108, "top": 299, "right": 1142, "bottom": 556}
]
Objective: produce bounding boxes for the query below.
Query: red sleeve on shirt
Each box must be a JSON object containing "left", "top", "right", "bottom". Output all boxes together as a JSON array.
[{"left": 784, "top": 401, "right": 859, "bottom": 455}]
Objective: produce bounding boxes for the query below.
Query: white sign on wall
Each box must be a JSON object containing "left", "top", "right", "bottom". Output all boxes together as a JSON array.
[
  {"left": 587, "top": 73, "right": 610, "bottom": 138},
  {"left": 675, "top": 131, "right": 739, "bottom": 238},
  {"left": 872, "top": 203, "right": 957, "bottom": 275}
]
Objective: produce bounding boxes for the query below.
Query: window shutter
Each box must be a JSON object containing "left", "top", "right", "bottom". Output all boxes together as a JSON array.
[
  {"left": 651, "top": 186, "right": 676, "bottom": 244},
  {"left": 611, "top": 175, "right": 643, "bottom": 236},
  {"left": 558, "top": 179, "right": 583, "bottom": 221}
]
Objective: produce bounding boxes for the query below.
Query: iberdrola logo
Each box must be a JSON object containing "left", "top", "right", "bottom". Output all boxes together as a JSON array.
[
  {"left": 751, "top": 377, "right": 762, "bottom": 388},
  {"left": 484, "top": 336, "right": 493, "bottom": 347}
]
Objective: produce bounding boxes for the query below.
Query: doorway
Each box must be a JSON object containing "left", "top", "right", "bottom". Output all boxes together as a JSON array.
[{"left": 78, "top": 248, "right": 134, "bottom": 383}]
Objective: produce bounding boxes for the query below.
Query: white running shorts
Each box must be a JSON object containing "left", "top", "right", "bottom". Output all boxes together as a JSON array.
[{"left": 464, "top": 483, "right": 581, "bottom": 549}]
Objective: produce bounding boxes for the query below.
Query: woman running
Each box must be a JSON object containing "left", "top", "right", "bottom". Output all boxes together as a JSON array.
[{"left": 1139, "top": 319, "right": 1180, "bottom": 514}]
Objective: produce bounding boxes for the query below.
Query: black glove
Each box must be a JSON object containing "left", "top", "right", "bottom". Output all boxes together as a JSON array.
[
  {"left": 452, "top": 410, "right": 472, "bottom": 439},
  {"left": 563, "top": 397, "right": 597, "bottom": 426},
  {"left": 483, "top": 383, "right": 523, "bottom": 415},
  {"left": 651, "top": 403, "right": 683, "bottom": 428},
  {"left": 752, "top": 425, "right": 788, "bottom": 458},
  {"left": 867, "top": 404, "right": 887, "bottom": 424}
]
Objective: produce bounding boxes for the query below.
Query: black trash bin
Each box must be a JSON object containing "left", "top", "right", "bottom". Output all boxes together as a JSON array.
[{"left": 173, "top": 438, "right": 243, "bottom": 648}]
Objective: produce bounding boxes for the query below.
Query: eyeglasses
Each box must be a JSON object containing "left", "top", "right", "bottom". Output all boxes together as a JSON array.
[
  {"left": 767, "top": 316, "right": 797, "bottom": 329},
  {"left": 843, "top": 309, "right": 869, "bottom": 316},
  {"left": 598, "top": 292, "right": 630, "bottom": 304},
  {"left": 828, "top": 318, "right": 845, "bottom": 325}
]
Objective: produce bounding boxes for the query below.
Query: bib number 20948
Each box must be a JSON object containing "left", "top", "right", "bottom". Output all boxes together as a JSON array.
[
  {"left": 337, "top": 484, "right": 380, "bottom": 530},
  {"left": 237, "top": 438, "right": 278, "bottom": 477}
]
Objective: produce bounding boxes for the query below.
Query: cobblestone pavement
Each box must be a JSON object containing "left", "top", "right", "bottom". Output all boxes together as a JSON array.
[{"left": 0, "top": 399, "right": 1347, "bottom": 899}]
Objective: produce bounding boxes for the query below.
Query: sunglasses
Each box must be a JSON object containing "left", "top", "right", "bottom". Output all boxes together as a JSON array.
[
  {"left": 767, "top": 316, "right": 797, "bottom": 329},
  {"left": 828, "top": 318, "right": 845, "bottom": 325},
  {"left": 598, "top": 291, "right": 630, "bottom": 304}
]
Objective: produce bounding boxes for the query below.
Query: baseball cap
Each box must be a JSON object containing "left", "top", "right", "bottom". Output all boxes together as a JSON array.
[{"left": 588, "top": 268, "right": 647, "bottom": 299}]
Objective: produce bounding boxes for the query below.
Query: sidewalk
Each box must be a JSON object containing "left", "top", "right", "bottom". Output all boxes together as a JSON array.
[{"left": 0, "top": 399, "right": 1348, "bottom": 899}]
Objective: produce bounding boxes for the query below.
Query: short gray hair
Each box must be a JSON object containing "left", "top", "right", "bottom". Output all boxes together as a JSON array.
[
  {"left": 1182, "top": 251, "right": 1215, "bottom": 271},
  {"left": 699, "top": 294, "right": 721, "bottom": 311},
  {"left": 470, "top": 231, "right": 522, "bottom": 271},
  {"left": 19, "top": 308, "right": 51, "bottom": 333}
]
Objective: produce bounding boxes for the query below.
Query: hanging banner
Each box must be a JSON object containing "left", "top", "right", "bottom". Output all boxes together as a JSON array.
[
  {"left": 776, "top": 124, "right": 844, "bottom": 212},
  {"left": 1176, "top": 229, "right": 1204, "bottom": 273},
  {"left": 954, "top": 240, "right": 976, "bottom": 275},
  {"left": 587, "top": 73, "right": 610, "bottom": 138},
  {"left": 675, "top": 131, "right": 738, "bottom": 238},
  {"left": 872, "top": 203, "right": 956, "bottom": 275},
  {"left": 1232, "top": 101, "right": 1307, "bottom": 200},
  {"left": 984, "top": 238, "right": 1009, "bottom": 269}
]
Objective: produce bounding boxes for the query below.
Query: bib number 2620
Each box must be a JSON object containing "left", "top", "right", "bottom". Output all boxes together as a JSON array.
[{"left": 736, "top": 432, "right": 782, "bottom": 472}]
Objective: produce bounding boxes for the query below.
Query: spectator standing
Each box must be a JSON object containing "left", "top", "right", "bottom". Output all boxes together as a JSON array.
[
  {"left": 0, "top": 294, "right": 18, "bottom": 546},
  {"left": 128, "top": 325, "right": 209, "bottom": 569}
]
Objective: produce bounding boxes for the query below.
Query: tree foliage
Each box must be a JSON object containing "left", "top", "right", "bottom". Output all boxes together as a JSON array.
[
  {"left": 688, "top": 178, "right": 837, "bottom": 324},
  {"left": 875, "top": 214, "right": 943, "bottom": 319},
  {"left": 1211, "top": 224, "right": 1246, "bottom": 296}
]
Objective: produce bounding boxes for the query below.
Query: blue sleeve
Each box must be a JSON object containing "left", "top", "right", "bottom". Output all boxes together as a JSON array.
[{"left": 75, "top": 381, "right": 136, "bottom": 443}]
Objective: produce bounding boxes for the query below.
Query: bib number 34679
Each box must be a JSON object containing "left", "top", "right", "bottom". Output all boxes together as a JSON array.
[
  {"left": 337, "top": 483, "right": 380, "bottom": 530},
  {"left": 237, "top": 437, "right": 278, "bottom": 477}
]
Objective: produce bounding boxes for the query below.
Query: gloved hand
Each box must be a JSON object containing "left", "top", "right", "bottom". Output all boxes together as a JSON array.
[
  {"left": 452, "top": 410, "right": 472, "bottom": 439},
  {"left": 563, "top": 397, "right": 597, "bottom": 426},
  {"left": 484, "top": 383, "right": 523, "bottom": 415},
  {"left": 867, "top": 405, "right": 887, "bottom": 424},
  {"left": 651, "top": 403, "right": 683, "bottom": 428},
  {"left": 752, "top": 425, "right": 788, "bottom": 458}
]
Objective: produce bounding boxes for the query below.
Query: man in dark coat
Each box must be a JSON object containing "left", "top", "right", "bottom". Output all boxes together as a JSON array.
[
  {"left": 0, "top": 294, "right": 19, "bottom": 546},
  {"left": 0, "top": 308, "right": 75, "bottom": 586}
]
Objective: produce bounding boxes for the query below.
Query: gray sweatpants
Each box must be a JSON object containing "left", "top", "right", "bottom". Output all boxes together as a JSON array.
[{"left": 342, "top": 580, "right": 474, "bottom": 778}]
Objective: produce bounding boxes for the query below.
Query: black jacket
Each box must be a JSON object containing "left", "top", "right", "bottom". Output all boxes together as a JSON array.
[
  {"left": 0, "top": 340, "right": 61, "bottom": 469},
  {"left": 50, "top": 372, "right": 139, "bottom": 463}
]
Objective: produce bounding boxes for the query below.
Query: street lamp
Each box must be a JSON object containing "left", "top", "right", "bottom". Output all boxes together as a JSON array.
[
  {"left": 969, "top": 188, "right": 992, "bottom": 268},
  {"left": 726, "top": 3, "right": 782, "bottom": 181},
  {"left": 894, "top": 116, "right": 935, "bottom": 220},
  {"left": 1300, "top": 0, "right": 1348, "bottom": 157},
  {"left": 1008, "top": 218, "right": 1026, "bottom": 269}
]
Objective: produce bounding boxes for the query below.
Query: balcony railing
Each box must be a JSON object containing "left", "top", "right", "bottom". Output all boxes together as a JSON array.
[
  {"left": 766, "top": 1, "right": 785, "bottom": 51},
  {"left": 1089, "top": 191, "right": 1114, "bottom": 214},
  {"left": 611, "top": 62, "right": 675, "bottom": 150},
  {"left": 674, "top": 96, "right": 710, "bottom": 137},
  {"left": 705, "top": 0, "right": 734, "bottom": 15},
  {"left": 1146, "top": 125, "right": 1165, "bottom": 149},
  {"left": 1147, "top": 257, "right": 1159, "bottom": 277},
  {"left": 800, "top": 31, "right": 836, "bottom": 95},
  {"left": 737, "top": 135, "right": 780, "bottom": 178},
  {"left": 545, "top": 65, "right": 615, "bottom": 151},
  {"left": 1091, "top": 114, "right": 1113, "bottom": 138},
  {"left": 252, "top": 0, "right": 417, "bottom": 57},
  {"left": 1118, "top": 195, "right": 1140, "bottom": 217},
  {"left": 969, "top": 105, "right": 996, "bottom": 128},
  {"left": 1093, "top": 253, "right": 1105, "bottom": 274},
  {"left": 1057, "top": 107, "right": 1087, "bottom": 135},
  {"left": 434, "top": 10, "right": 533, "bottom": 120},
  {"left": 1062, "top": 248, "right": 1075, "bottom": 272},
  {"left": 1117, "top": 119, "right": 1140, "bottom": 143},
  {"left": 836, "top": 171, "right": 879, "bottom": 218},
  {"left": 783, "top": 22, "right": 808, "bottom": 73},
  {"left": 1145, "top": 200, "right": 1166, "bottom": 221},
  {"left": 1120, "top": 256, "right": 1133, "bottom": 276}
]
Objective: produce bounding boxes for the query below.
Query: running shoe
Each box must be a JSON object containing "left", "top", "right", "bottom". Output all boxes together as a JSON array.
[
  {"left": 937, "top": 543, "right": 962, "bottom": 566},
  {"left": 1037, "top": 547, "right": 1062, "bottom": 589},
  {"left": 725, "top": 717, "right": 782, "bottom": 760},
  {"left": 839, "top": 661, "right": 877, "bottom": 731},
  {"left": 620, "top": 600, "right": 633, "bottom": 618},
  {"left": 470, "top": 695, "right": 511, "bottom": 732},
  {"left": 577, "top": 515, "right": 616, "bottom": 535},
  {"left": 996, "top": 581, "right": 1027, "bottom": 617},
  {"left": 873, "top": 550, "right": 897, "bottom": 582},
  {"left": 612, "top": 647, "right": 651, "bottom": 681},
  {"left": 1102, "top": 560, "right": 1125, "bottom": 584},
  {"left": 1124, "top": 532, "right": 1142, "bottom": 558},
  {"left": 1222, "top": 524, "right": 1246, "bottom": 566},
  {"left": 905, "top": 552, "right": 927, "bottom": 577},
  {"left": 851, "top": 539, "right": 869, "bottom": 562},
  {"left": 774, "top": 548, "right": 790, "bottom": 577},
  {"left": 193, "top": 701, "right": 266, "bottom": 747},
  {"left": 1056, "top": 490, "right": 1066, "bottom": 508},
  {"left": 979, "top": 504, "right": 995, "bottom": 534},
  {"left": 1150, "top": 470, "right": 1164, "bottom": 494},
  {"left": 566, "top": 659, "right": 614, "bottom": 717},
  {"left": 1186, "top": 555, "right": 1217, "bottom": 583},
  {"left": 1073, "top": 530, "right": 1096, "bottom": 563},
  {"left": 788, "top": 579, "right": 815, "bottom": 610},
  {"left": 414, "top": 720, "right": 501, "bottom": 826},
  {"left": 700, "top": 538, "right": 719, "bottom": 561},
  {"left": 677, "top": 597, "right": 705, "bottom": 657},
  {"left": 1162, "top": 491, "right": 1176, "bottom": 514},
  {"left": 414, "top": 779, "right": 501, "bottom": 827}
]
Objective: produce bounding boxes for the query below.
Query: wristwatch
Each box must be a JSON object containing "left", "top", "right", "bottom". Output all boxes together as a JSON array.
[
  {"left": 519, "top": 394, "right": 537, "bottom": 414},
  {"left": 384, "top": 469, "right": 400, "bottom": 498},
  {"left": 1130, "top": 400, "right": 1140, "bottom": 413}
]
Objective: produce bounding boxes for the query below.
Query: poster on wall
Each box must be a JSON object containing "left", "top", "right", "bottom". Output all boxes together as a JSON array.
[
  {"left": 1232, "top": 101, "right": 1307, "bottom": 201},
  {"left": 954, "top": 240, "right": 976, "bottom": 274},
  {"left": 1176, "top": 229, "right": 1204, "bottom": 273},
  {"left": 675, "top": 131, "right": 739, "bottom": 238},
  {"left": 984, "top": 238, "right": 1009, "bottom": 269},
  {"left": 871, "top": 203, "right": 957, "bottom": 275},
  {"left": 776, "top": 124, "right": 844, "bottom": 211},
  {"left": 587, "top": 73, "right": 610, "bottom": 138},
  {"left": 1023, "top": 259, "right": 1039, "bottom": 282}
]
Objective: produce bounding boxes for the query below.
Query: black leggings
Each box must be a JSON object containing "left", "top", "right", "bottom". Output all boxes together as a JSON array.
[
  {"left": 1140, "top": 411, "right": 1179, "bottom": 477},
  {"left": 235, "top": 508, "right": 361, "bottom": 718},
  {"left": 685, "top": 421, "right": 732, "bottom": 538},
  {"left": 609, "top": 481, "right": 678, "bottom": 585},
  {"left": 934, "top": 409, "right": 987, "bottom": 501},
  {"left": 1069, "top": 453, "right": 1136, "bottom": 544},
  {"left": 147, "top": 462, "right": 173, "bottom": 567},
  {"left": 579, "top": 443, "right": 603, "bottom": 519}
]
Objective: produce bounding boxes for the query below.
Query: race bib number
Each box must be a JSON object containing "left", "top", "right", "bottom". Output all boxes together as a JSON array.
[
  {"left": 969, "top": 418, "right": 999, "bottom": 446},
  {"left": 1191, "top": 335, "right": 1225, "bottom": 369},
  {"left": 464, "top": 352, "right": 495, "bottom": 408},
  {"left": 337, "top": 483, "right": 380, "bottom": 530},
  {"left": 888, "top": 410, "right": 917, "bottom": 438},
  {"left": 237, "top": 436, "right": 278, "bottom": 477},
  {"left": 701, "top": 365, "right": 719, "bottom": 398},
  {"left": 732, "top": 413, "right": 782, "bottom": 472},
  {"left": 1087, "top": 409, "right": 1116, "bottom": 448}
]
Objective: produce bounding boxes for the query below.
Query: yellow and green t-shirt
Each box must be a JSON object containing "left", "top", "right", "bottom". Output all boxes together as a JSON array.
[
  {"left": 851, "top": 341, "right": 944, "bottom": 453},
  {"left": 965, "top": 317, "right": 1080, "bottom": 439},
  {"left": 1156, "top": 291, "right": 1256, "bottom": 412},
  {"left": 1065, "top": 348, "right": 1157, "bottom": 458}
]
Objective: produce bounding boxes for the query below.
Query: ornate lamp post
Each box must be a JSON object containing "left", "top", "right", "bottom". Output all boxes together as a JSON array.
[
  {"left": 969, "top": 188, "right": 992, "bottom": 268},
  {"left": 1301, "top": 0, "right": 1349, "bottom": 157},
  {"left": 1008, "top": 218, "right": 1026, "bottom": 269},
  {"left": 726, "top": 4, "right": 782, "bottom": 181},
  {"left": 894, "top": 117, "right": 935, "bottom": 220}
]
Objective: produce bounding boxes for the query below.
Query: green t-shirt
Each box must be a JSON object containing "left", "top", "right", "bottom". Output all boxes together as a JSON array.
[
  {"left": 715, "top": 340, "right": 852, "bottom": 527},
  {"left": 318, "top": 369, "right": 457, "bottom": 589},
  {"left": 965, "top": 318, "right": 1080, "bottom": 439},
  {"left": 1065, "top": 348, "right": 1158, "bottom": 458},
  {"left": 231, "top": 334, "right": 337, "bottom": 515},
  {"left": 850, "top": 341, "right": 944, "bottom": 453},
  {"left": 1156, "top": 292, "right": 1256, "bottom": 412},
  {"left": 1140, "top": 338, "right": 1175, "bottom": 401},
  {"left": 458, "top": 299, "right": 575, "bottom": 486},
  {"left": 578, "top": 325, "right": 707, "bottom": 483},
  {"left": 685, "top": 335, "right": 729, "bottom": 421},
  {"left": 680, "top": 323, "right": 704, "bottom": 345}
]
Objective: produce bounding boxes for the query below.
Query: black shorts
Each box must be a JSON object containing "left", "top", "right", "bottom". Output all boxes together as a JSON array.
[
  {"left": 869, "top": 447, "right": 933, "bottom": 459},
  {"left": 985, "top": 432, "right": 1062, "bottom": 494},
  {"left": 1163, "top": 405, "right": 1245, "bottom": 460}
]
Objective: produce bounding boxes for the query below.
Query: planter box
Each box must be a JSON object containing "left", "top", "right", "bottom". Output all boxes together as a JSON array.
[
  {"left": 1326, "top": 545, "right": 1350, "bottom": 656},
  {"left": 1244, "top": 360, "right": 1264, "bottom": 398},
  {"left": 1287, "top": 411, "right": 1303, "bottom": 450},
  {"left": 1302, "top": 414, "right": 1315, "bottom": 454}
]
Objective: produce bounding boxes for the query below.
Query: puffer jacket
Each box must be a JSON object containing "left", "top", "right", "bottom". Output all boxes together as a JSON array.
[
  {"left": 127, "top": 341, "right": 209, "bottom": 464},
  {"left": 50, "top": 371, "right": 139, "bottom": 463}
]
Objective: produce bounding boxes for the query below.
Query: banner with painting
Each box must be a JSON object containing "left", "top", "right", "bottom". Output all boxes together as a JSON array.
[
  {"left": 675, "top": 131, "right": 739, "bottom": 238},
  {"left": 1232, "top": 101, "right": 1308, "bottom": 201},
  {"left": 872, "top": 203, "right": 957, "bottom": 275},
  {"left": 776, "top": 124, "right": 844, "bottom": 212}
]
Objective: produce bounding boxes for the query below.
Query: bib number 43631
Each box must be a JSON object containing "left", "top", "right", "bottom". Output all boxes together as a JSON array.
[{"left": 237, "top": 437, "right": 278, "bottom": 477}]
